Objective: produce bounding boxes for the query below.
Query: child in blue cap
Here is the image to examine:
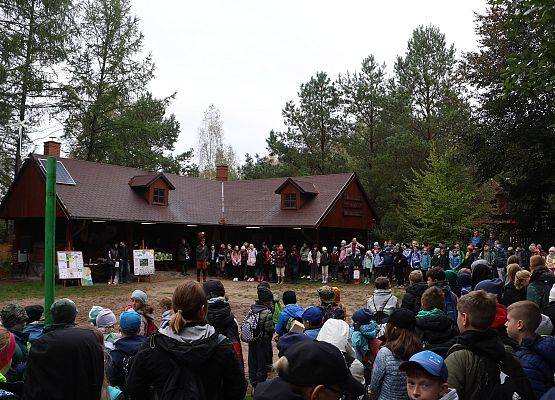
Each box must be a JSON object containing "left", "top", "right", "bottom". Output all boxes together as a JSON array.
[{"left": 399, "top": 350, "right": 458, "bottom": 400}]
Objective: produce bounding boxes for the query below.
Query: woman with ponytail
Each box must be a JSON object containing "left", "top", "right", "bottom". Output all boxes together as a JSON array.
[{"left": 125, "top": 281, "right": 247, "bottom": 400}]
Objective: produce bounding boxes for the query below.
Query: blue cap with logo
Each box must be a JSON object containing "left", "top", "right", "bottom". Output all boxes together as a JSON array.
[
  {"left": 399, "top": 350, "right": 448, "bottom": 382},
  {"left": 120, "top": 310, "right": 142, "bottom": 334},
  {"left": 301, "top": 306, "right": 323, "bottom": 324}
]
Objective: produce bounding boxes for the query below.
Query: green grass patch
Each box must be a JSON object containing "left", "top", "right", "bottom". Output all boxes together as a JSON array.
[{"left": 0, "top": 280, "right": 130, "bottom": 302}]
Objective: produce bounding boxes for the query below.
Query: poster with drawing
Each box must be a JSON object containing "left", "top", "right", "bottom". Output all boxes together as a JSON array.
[
  {"left": 133, "top": 249, "right": 155, "bottom": 275},
  {"left": 57, "top": 251, "right": 84, "bottom": 279}
]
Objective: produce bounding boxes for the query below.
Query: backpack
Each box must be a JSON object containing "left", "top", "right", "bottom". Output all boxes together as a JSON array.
[
  {"left": 145, "top": 317, "right": 158, "bottom": 336},
  {"left": 448, "top": 343, "right": 535, "bottom": 400},
  {"left": 372, "top": 295, "right": 392, "bottom": 324},
  {"left": 240, "top": 309, "right": 263, "bottom": 343}
]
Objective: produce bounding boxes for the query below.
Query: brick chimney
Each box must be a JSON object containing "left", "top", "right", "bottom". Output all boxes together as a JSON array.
[
  {"left": 43, "top": 141, "right": 61, "bottom": 157},
  {"left": 216, "top": 165, "right": 228, "bottom": 181}
]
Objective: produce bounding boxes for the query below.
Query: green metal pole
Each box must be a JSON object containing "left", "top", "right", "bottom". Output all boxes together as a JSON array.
[{"left": 44, "top": 156, "right": 56, "bottom": 325}]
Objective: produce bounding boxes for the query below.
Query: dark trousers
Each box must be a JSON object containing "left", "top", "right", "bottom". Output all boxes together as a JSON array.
[
  {"left": 384, "top": 263, "right": 394, "bottom": 281},
  {"left": 180, "top": 260, "right": 189, "bottom": 275},
  {"left": 331, "top": 263, "right": 339, "bottom": 281},
  {"left": 394, "top": 265, "right": 405, "bottom": 286},
  {"left": 120, "top": 260, "right": 129, "bottom": 283},
  {"left": 300, "top": 260, "right": 308, "bottom": 276},
  {"left": 248, "top": 340, "right": 272, "bottom": 387}
]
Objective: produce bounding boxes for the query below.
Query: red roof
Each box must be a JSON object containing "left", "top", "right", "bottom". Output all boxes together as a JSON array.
[{"left": 7, "top": 155, "right": 367, "bottom": 228}]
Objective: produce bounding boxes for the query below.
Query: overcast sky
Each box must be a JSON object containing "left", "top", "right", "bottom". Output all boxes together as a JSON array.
[{"left": 51, "top": 1, "right": 488, "bottom": 163}]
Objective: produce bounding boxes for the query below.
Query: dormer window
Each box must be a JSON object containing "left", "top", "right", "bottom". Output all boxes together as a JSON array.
[
  {"left": 153, "top": 188, "right": 166, "bottom": 205},
  {"left": 284, "top": 193, "right": 297, "bottom": 209}
]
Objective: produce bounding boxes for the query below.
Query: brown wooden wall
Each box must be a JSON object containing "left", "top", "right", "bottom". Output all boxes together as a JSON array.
[
  {"left": 279, "top": 183, "right": 307, "bottom": 209},
  {"left": 147, "top": 178, "right": 171, "bottom": 206},
  {"left": 319, "top": 178, "right": 375, "bottom": 230},
  {"left": 0, "top": 161, "right": 66, "bottom": 219}
]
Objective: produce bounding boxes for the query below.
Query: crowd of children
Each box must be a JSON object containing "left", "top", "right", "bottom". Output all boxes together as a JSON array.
[{"left": 1, "top": 238, "right": 555, "bottom": 400}]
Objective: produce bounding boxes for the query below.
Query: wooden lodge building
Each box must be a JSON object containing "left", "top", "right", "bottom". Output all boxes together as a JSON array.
[{"left": 0, "top": 141, "right": 377, "bottom": 271}]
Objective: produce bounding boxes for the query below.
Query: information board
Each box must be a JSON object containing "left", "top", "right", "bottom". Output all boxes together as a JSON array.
[
  {"left": 57, "top": 251, "right": 84, "bottom": 279},
  {"left": 133, "top": 249, "right": 155, "bottom": 276}
]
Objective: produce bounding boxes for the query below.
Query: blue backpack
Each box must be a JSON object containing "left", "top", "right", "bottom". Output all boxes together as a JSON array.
[{"left": 444, "top": 291, "right": 457, "bottom": 322}]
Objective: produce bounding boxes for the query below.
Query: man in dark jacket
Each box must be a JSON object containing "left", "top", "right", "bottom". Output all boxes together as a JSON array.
[
  {"left": 527, "top": 255, "right": 555, "bottom": 309},
  {"left": 118, "top": 241, "right": 130, "bottom": 283},
  {"left": 108, "top": 310, "right": 147, "bottom": 392},
  {"left": 196, "top": 239, "right": 210, "bottom": 283},
  {"left": 177, "top": 238, "right": 191, "bottom": 276},
  {"left": 203, "top": 280, "right": 244, "bottom": 370},
  {"left": 506, "top": 300, "right": 555, "bottom": 398},
  {"left": 247, "top": 286, "right": 275, "bottom": 389},
  {"left": 24, "top": 298, "right": 104, "bottom": 400},
  {"left": 0, "top": 304, "right": 28, "bottom": 382},
  {"left": 402, "top": 270, "right": 428, "bottom": 313},
  {"left": 415, "top": 287, "right": 458, "bottom": 358}
]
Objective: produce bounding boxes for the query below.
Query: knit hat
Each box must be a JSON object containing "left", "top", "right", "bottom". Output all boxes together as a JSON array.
[
  {"left": 388, "top": 308, "right": 416, "bottom": 330},
  {"left": 0, "top": 330, "right": 16, "bottom": 371},
  {"left": 203, "top": 280, "right": 226, "bottom": 299},
  {"left": 257, "top": 286, "right": 273, "bottom": 303},
  {"left": 88, "top": 305, "right": 103, "bottom": 325},
  {"left": 444, "top": 270, "right": 458, "bottom": 283},
  {"left": 96, "top": 309, "right": 117, "bottom": 329},
  {"left": 51, "top": 298, "right": 77, "bottom": 324},
  {"left": 352, "top": 308, "right": 374, "bottom": 325},
  {"left": 277, "top": 332, "right": 312, "bottom": 357},
  {"left": 24, "top": 305, "right": 44, "bottom": 324},
  {"left": 475, "top": 278, "right": 504, "bottom": 297},
  {"left": 282, "top": 290, "right": 297, "bottom": 305},
  {"left": 131, "top": 290, "right": 147, "bottom": 305},
  {"left": 318, "top": 286, "right": 335, "bottom": 302},
  {"left": 0, "top": 304, "right": 27, "bottom": 329},
  {"left": 550, "top": 284, "right": 555, "bottom": 303},
  {"left": 119, "top": 310, "right": 142, "bottom": 334}
]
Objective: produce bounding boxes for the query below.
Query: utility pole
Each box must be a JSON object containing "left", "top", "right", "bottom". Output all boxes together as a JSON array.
[{"left": 44, "top": 156, "right": 56, "bottom": 325}]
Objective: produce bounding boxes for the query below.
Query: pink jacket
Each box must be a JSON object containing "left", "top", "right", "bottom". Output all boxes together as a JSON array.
[{"left": 231, "top": 251, "right": 241, "bottom": 266}]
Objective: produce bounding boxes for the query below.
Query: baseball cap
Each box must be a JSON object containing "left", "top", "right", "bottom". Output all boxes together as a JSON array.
[
  {"left": 281, "top": 340, "right": 365, "bottom": 396},
  {"left": 399, "top": 350, "right": 448, "bottom": 382},
  {"left": 119, "top": 310, "right": 142, "bottom": 334},
  {"left": 302, "top": 306, "right": 323, "bottom": 324}
]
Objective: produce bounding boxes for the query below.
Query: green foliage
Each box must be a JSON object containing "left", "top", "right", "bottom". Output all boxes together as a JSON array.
[
  {"left": 268, "top": 72, "right": 348, "bottom": 174},
  {"left": 461, "top": 1, "right": 555, "bottom": 234},
  {"left": 239, "top": 153, "right": 297, "bottom": 180},
  {"left": 400, "top": 145, "right": 491, "bottom": 244}
]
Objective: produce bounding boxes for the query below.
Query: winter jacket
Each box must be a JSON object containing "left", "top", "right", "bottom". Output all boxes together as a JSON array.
[
  {"left": 254, "top": 377, "right": 303, "bottom": 400},
  {"left": 108, "top": 335, "right": 147, "bottom": 390},
  {"left": 270, "top": 249, "right": 285, "bottom": 269},
  {"left": 5, "top": 330, "right": 28, "bottom": 382},
  {"left": 304, "top": 327, "right": 321, "bottom": 339},
  {"left": 501, "top": 283, "right": 527, "bottom": 307},
  {"left": 207, "top": 297, "right": 243, "bottom": 369},
  {"left": 421, "top": 253, "right": 432, "bottom": 270},
  {"left": 527, "top": 267, "right": 555, "bottom": 309},
  {"left": 300, "top": 247, "right": 310, "bottom": 262},
  {"left": 415, "top": 309, "right": 458, "bottom": 358},
  {"left": 24, "top": 327, "right": 104, "bottom": 400},
  {"left": 367, "top": 289, "right": 398, "bottom": 316},
  {"left": 22, "top": 323, "right": 44, "bottom": 344},
  {"left": 445, "top": 329, "right": 534, "bottom": 400},
  {"left": 373, "top": 251, "right": 384, "bottom": 269},
  {"left": 309, "top": 250, "right": 321, "bottom": 265},
  {"left": 247, "top": 248, "right": 257, "bottom": 267},
  {"left": 381, "top": 251, "right": 394, "bottom": 267},
  {"left": 479, "top": 250, "right": 496, "bottom": 267},
  {"left": 231, "top": 251, "right": 241, "bottom": 266},
  {"left": 369, "top": 346, "right": 408, "bottom": 400},
  {"left": 544, "top": 301, "right": 555, "bottom": 334},
  {"left": 401, "top": 282, "right": 428, "bottom": 314},
  {"left": 517, "top": 334, "right": 555, "bottom": 398},
  {"left": 363, "top": 252, "right": 374, "bottom": 270},
  {"left": 176, "top": 242, "right": 190, "bottom": 261},
  {"left": 275, "top": 304, "right": 304, "bottom": 336},
  {"left": 126, "top": 324, "right": 247, "bottom": 400},
  {"left": 408, "top": 249, "right": 422, "bottom": 269}
]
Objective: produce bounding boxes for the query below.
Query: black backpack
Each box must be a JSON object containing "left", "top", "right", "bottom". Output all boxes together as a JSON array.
[
  {"left": 447, "top": 343, "right": 535, "bottom": 400},
  {"left": 372, "top": 295, "right": 392, "bottom": 324}
]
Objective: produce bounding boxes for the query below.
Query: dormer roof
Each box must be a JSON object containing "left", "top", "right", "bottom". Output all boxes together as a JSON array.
[
  {"left": 128, "top": 173, "right": 175, "bottom": 190},
  {"left": 274, "top": 177, "right": 318, "bottom": 195}
]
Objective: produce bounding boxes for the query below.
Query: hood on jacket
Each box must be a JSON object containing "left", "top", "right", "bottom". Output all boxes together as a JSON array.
[
  {"left": 456, "top": 329, "right": 506, "bottom": 362},
  {"left": 156, "top": 324, "right": 222, "bottom": 367},
  {"left": 207, "top": 298, "right": 235, "bottom": 332},
  {"left": 251, "top": 303, "right": 271, "bottom": 314},
  {"left": 254, "top": 377, "right": 303, "bottom": 400},
  {"left": 316, "top": 319, "right": 355, "bottom": 358},
  {"left": 530, "top": 267, "right": 554, "bottom": 283},
  {"left": 439, "top": 388, "right": 459, "bottom": 400},
  {"left": 114, "top": 335, "right": 147, "bottom": 355},
  {"left": 372, "top": 289, "right": 392, "bottom": 298},
  {"left": 283, "top": 304, "right": 304, "bottom": 320},
  {"left": 415, "top": 313, "right": 458, "bottom": 343}
]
